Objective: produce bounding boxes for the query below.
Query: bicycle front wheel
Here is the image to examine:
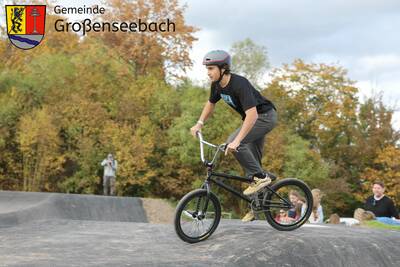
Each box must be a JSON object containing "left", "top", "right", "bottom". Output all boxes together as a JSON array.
[
  {"left": 263, "top": 178, "right": 313, "bottom": 231},
  {"left": 174, "top": 189, "right": 221, "bottom": 243}
]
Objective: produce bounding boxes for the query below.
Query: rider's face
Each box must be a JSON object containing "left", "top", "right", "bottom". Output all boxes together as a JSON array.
[{"left": 206, "top": 65, "right": 221, "bottom": 82}]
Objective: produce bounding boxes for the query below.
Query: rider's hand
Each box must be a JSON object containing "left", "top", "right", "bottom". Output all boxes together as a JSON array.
[
  {"left": 225, "top": 139, "right": 240, "bottom": 156},
  {"left": 190, "top": 123, "right": 203, "bottom": 138}
]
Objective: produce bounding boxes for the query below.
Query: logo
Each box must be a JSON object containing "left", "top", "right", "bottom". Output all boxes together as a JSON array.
[
  {"left": 221, "top": 94, "right": 237, "bottom": 108},
  {"left": 6, "top": 5, "right": 46, "bottom": 50}
]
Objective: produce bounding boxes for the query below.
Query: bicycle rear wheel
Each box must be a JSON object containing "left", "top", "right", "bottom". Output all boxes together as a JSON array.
[
  {"left": 263, "top": 178, "right": 313, "bottom": 231},
  {"left": 174, "top": 189, "right": 221, "bottom": 243}
]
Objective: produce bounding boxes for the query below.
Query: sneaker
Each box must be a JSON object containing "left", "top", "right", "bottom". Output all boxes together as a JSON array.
[
  {"left": 241, "top": 210, "right": 255, "bottom": 222},
  {"left": 243, "top": 176, "right": 272, "bottom": 196}
]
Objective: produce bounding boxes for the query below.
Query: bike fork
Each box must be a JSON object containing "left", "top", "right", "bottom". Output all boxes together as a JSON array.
[{"left": 198, "top": 181, "right": 211, "bottom": 216}]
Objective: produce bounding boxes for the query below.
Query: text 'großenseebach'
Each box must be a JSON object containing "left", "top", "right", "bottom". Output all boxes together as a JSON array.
[{"left": 54, "top": 5, "right": 175, "bottom": 36}]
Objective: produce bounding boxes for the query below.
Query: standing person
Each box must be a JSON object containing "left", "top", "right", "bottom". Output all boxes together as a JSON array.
[
  {"left": 364, "top": 181, "right": 399, "bottom": 219},
  {"left": 101, "top": 153, "right": 118, "bottom": 196},
  {"left": 309, "top": 189, "right": 324, "bottom": 223},
  {"left": 190, "top": 50, "right": 278, "bottom": 222}
]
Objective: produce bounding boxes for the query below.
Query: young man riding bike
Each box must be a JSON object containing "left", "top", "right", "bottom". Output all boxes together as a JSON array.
[{"left": 190, "top": 50, "right": 278, "bottom": 222}]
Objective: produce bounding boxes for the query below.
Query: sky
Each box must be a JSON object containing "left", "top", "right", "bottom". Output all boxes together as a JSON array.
[
  {"left": 2, "top": 0, "right": 400, "bottom": 129},
  {"left": 181, "top": 0, "right": 400, "bottom": 129}
]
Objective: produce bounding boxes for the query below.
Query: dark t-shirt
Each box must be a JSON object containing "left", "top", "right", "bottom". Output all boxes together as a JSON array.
[
  {"left": 365, "top": 195, "right": 399, "bottom": 219},
  {"left": 209, "top": 73, "right": 276, "bottom": 120}
]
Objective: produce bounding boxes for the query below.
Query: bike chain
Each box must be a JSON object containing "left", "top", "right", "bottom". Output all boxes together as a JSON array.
[{"left": 249, "top": 188, "right": 270, "bottom": 215}]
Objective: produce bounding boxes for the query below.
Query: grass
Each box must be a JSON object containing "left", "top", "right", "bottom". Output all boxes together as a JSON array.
[{"left": 363, "top": 220, "right": 400, "bottom": 231}]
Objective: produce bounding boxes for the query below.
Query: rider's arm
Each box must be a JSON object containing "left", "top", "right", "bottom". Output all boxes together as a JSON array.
[
  {"left": 232, "top": 107, "right": 258, "bottom": 143},
  {"left": 198, "top": 101, "right": 216, "bottom": 124}
]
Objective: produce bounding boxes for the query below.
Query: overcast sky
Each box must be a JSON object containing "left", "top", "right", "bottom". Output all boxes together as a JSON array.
[
  {"left": 182, "top": 0, "right": 400, "bottom": 128},
  {"left": 3, "top": 0, "right": 400, "bottom": 128}
]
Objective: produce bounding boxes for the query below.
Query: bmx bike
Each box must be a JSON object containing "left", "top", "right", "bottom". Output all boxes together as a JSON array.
[{"left": 174, "top": 132, "right": 313, "bottom": 243}]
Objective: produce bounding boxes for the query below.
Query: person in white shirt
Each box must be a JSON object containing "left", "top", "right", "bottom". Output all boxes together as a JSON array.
[
  {"left": 101, "top": 153, "right": 118, "bottom": 196},
  {"left": 309, "top": 188, "right": 324, "bottom": 223}
]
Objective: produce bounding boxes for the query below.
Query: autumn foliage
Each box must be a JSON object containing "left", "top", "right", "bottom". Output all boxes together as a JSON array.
[{"left": 0, "top": 1, "right": 398, "bottom": 217}]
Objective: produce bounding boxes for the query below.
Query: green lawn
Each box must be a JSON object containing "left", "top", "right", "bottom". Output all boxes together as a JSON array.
[{"left": 363, "top": 220, "right": 400, "bottom": 231}]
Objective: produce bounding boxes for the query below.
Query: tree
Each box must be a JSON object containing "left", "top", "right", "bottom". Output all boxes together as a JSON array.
[
  {"left": 265, "top": 60, "right": 359, "bottom": 178},
  {"left": 353, "top": 95, "right": 400, "bottom": 173},
  {"left": 97, "top": 0, "right": 198, "bottom": 79},
  {"left": 263, "top": 59, "right": 399, "bottom": 216},
  {"left": 17, "top": 106, "right": 64, "bottom": 191},
  {"left": 262, "top": 60, "right": 357, "bottom": 214},
  {"left": 230, "top": 38, "right": 270, "bottom": 86},
  {"left": 282, "top": 131, "right": 330, "bottom": 187}
]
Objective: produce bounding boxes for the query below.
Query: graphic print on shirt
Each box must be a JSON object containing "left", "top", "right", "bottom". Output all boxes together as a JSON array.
[{"left": 221, "top": 93, "right": 237, "bottom": 108}]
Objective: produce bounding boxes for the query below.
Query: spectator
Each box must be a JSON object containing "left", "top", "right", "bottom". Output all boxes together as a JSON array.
[
  {"left": 101, "top": 153, "right": 118, "bottom": 196},
  {"left": 354, "top": 208, "right": 376, "bottom": 222},
  {"left": 275, "top": 209, "right": 292, "bottom": 224},
  {"left": 294, "top": 202, "right": 304, "bottom": 221},
  {"left": 354, "top": 207, "right": 400, "bottom": 226},
  {"left": 327, "top": 213, "right": 360, "bottom": 226},
  {"left": 308, "top": 188, "right": 324, "bottom": 223},
  {"left": 328, "top": 213, "right": 340, "bottom": 224},
  {"left": 288, "top": 190, "right": 305, "bottom": 219},
  {"left": 364, "top": 181, "right": 399, "bottom": 219}
]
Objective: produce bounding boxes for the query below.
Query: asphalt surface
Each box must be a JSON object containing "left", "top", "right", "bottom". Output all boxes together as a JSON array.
[{"left": 0, "top": 191, "right": 399, "bottom": 267}]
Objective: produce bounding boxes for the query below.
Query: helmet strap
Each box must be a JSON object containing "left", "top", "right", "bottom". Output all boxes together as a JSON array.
[{"left": 217, "top": 66, "right": 226, "bottom": 84}]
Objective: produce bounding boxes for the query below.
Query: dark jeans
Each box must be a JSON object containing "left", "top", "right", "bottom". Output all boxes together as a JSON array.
[{"left": 226, "top": 108, "right": 278, "bottom": 178}]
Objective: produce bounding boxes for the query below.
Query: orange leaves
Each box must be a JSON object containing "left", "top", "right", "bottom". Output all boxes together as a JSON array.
[{"left": 96, "top": 0, "right": 198, "bottom": 78}]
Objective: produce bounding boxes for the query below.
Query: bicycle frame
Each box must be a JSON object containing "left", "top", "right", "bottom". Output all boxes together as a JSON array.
[{"left": 196, "top": 132, "right": 292, "bottom": 208}]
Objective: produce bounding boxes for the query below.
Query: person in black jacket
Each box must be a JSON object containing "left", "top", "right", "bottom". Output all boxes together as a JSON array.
[{"left": 364, "top": 181, "right": 399, "bottom": 219}]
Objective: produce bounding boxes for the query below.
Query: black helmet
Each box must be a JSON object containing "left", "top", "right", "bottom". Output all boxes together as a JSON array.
[{"left": 202, "top": 50, "right": 231, "bottom": 70}]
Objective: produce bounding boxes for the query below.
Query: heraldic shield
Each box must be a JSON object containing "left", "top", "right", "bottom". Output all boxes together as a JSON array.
[{"left": 6, "top": 5, "right": 46, "bottom": 50}]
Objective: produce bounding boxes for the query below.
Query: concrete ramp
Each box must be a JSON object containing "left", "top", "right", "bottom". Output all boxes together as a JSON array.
[{"left": 0, "top": 191, "right": 147, "bottom": 226}]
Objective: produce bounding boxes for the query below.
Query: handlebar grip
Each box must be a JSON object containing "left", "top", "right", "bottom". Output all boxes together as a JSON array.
[
  {"left": 222, "top": 143, "right": 239, "bottom": 152},
  {"left": 222, "top": 143, "right": 228, "bottom": 151}
]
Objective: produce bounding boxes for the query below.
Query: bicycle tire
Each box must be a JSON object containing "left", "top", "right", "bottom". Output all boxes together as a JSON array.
[
  {"left": 263, "top": 178, "right": 313, "bottom": 231},
  {"left": 174, "top": 189, "right": 221, "bottom": 243}
]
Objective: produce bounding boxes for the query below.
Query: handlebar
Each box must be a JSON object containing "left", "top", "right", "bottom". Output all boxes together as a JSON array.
[{"left": 196, "top": 131, "right": 226, "bottom": 165}]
